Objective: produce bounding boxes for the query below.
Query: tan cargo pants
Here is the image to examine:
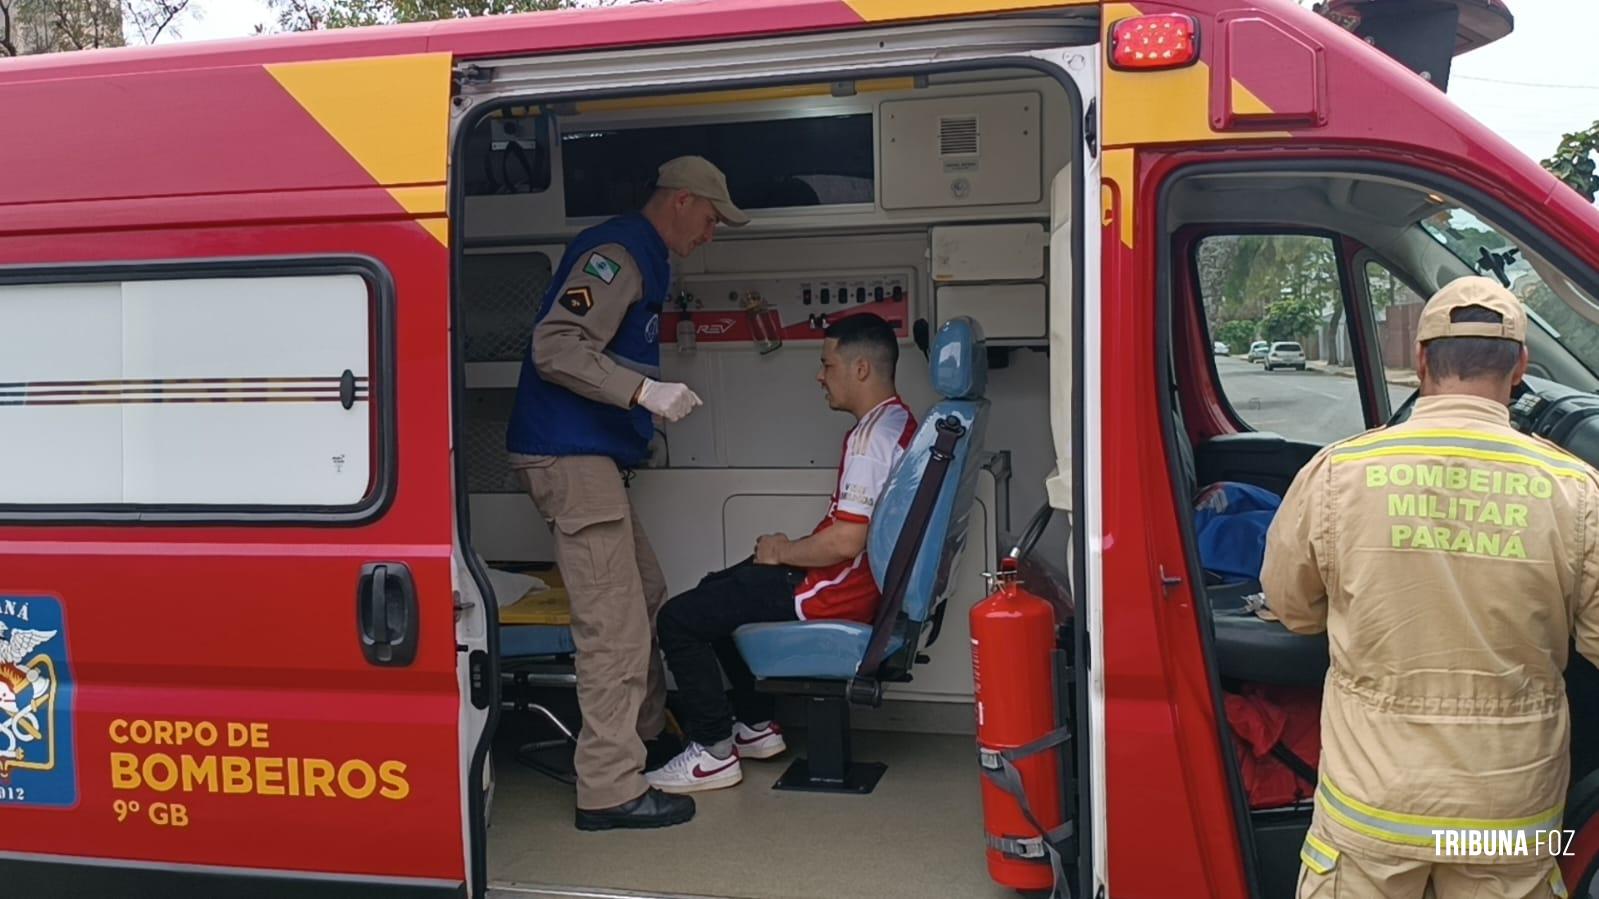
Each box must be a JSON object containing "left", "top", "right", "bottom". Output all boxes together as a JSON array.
[
  {"left": 1298, "top": 834, "right": 1568, "bottom": 898},
  {"left": 513, "top": 454, "right": 668, "bottom": 810}
]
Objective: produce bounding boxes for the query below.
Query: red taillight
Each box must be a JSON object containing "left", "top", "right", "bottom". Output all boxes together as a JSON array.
[{"left": 1110, "top": 14, "right": 1200, "bottom": 71}]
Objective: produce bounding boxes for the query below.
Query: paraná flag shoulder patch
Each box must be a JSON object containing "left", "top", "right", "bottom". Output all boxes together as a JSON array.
[
  {"left": 584, "top": 252, "right": 621, "bottom": 284},
  {"left": 559, "top": 286, "right": 594, "bottom": 316}
]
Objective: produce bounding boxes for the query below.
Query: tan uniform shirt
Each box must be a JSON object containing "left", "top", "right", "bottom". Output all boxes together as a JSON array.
[
  {"left": 533, "top": 242, "right": 652, "bottom": 410},
  {"left": 1263, "top": 394, "right": 1599, "bottom": 862},
  {"left": 510, "top": 242, "right": 652, "bottom": 469}
]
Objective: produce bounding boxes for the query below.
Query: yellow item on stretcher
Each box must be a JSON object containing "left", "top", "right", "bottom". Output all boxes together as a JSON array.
[{"left": 498, "top": 569, "right": 571, "bottom": 627}]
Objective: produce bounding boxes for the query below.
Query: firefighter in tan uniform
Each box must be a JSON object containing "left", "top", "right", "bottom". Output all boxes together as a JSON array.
[
  {"left": 1263, "top": 276, "right": 1599, "bottom": 898},
  {"left": 506, "top": 156, "right": 748, "bottom": 830}
]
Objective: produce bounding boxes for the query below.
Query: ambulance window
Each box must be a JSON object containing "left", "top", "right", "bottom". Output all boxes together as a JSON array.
[
  {"left": 0, "top": 270, "right": 380, "bottom": 511},
  {"left": 1421, "top": 207, "right": 1599, "bottom": 379},
  {"left": 1363, "top": 261, "right": 1427, "bottom": 381},
  {"left": 1195, "top": 234, "right": 1369, "bottom": 444},
  {"left": 561, "top": 114, "right": 875, "bottom": 218}
]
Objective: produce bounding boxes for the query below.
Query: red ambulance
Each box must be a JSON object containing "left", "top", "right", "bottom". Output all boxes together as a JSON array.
[{"left": 2, "top": 0, "right": 1598, "bottom": 897}]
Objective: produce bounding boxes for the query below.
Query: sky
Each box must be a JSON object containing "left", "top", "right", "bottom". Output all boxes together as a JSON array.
[
  {"left": 1446, "top": 0, "right": 1599, "bottom": 166},
  {"left": 158, "top": 0, "right": 277, "bottom": 42},
  {"left": 152, "top": 0, "right": 1597, "bottom": 165}
]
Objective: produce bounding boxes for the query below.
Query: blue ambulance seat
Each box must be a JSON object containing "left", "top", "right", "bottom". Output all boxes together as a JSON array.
[
  {"left": 732, "top": 317, "right": 990, "bottom": 793},
  {"left": 728, "top": 621, "right": 906, "bottom": 680}
]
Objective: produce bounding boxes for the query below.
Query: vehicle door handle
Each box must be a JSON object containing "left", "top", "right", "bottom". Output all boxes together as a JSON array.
[{"left": 357, "top": 562, "right": 418, "bottom": 666}]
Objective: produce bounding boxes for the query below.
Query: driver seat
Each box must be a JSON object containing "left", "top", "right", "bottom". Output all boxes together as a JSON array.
[{"left": 1169, "top": 368, "right": 1329, "bottom": 684}]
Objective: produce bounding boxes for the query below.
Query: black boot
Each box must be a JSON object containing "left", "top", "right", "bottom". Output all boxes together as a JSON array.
[{"left": 575, "top": 787, "right": 695, "bottom": 831}]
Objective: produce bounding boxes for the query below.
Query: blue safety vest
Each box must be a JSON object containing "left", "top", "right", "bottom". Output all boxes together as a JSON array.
[{"left": 507, "top": 213, "right": 669, "bottom": 466}]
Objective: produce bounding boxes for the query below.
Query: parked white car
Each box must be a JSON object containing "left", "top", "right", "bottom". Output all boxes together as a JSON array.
[
  {"left": 1247, "top": 340, "right": 1270, "bottom": 363},
  {"left": 1265, "top": 341, "right": 1306, "bottom": 371},
  {"left": 1213, "top": 341, "right": 1229, "bottom": 355}
]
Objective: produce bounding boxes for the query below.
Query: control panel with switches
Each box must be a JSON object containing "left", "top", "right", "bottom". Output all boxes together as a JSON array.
[{"left": 664, "top": 269, "right": 914, "bottom": 345}]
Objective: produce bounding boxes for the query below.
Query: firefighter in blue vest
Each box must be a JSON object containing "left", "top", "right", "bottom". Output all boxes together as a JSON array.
[{"left": 507, "top": 156, "right": 747, "bottom": 830}]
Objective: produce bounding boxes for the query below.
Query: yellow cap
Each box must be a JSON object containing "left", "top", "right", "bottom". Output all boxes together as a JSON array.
[
  {"left": 1417, "top": 276, "right": 1527, "bottom": 343},
  {"left": 655, "top": 155, "right": 749, "bottom": 227}
]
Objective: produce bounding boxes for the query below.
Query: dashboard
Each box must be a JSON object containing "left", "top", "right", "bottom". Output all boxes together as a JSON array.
[{"left": 1390, "top": 375, "right": 1599, "bottom": 470}]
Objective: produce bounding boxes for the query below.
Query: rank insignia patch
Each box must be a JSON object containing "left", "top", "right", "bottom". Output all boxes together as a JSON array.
[{"left": 559, "top": 286, "right": 594, "bottom": 317}]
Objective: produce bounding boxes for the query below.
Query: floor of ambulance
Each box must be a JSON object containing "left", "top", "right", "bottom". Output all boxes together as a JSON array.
[{"left": 485, "top": 724, "right": 1012, "bottom": 899}]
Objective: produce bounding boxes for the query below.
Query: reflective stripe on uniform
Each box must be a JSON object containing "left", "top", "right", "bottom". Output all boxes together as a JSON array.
[
  {"left": 1551, "top": 866, "right": 1569, "bottom": 898},
  {"left": 1341, "top": 428, "right": 1574, "bottom": 460},
  {"left": 1300, "top": 833, "right": 1340, "bottom": 875},
  {"left": 1331, "top": 444, "right": 1589, "bottom": 483},
  {"left": 1316, "top": 777, "right": 1565, "bottom": 849},
  {"left": 1330, "top": 431, "right": 1590, "bottom": 481}
]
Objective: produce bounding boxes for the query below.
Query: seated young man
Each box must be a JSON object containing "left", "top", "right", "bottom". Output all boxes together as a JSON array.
[{"left": 647, "top": 314, "right": 917, "bottom": 793}]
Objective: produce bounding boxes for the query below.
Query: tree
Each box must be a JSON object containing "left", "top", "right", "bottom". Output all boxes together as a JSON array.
[
  {"left": 1, "top": 0, "right": 121, "bottom": 55},
  {"left": 0, "top": 0, "right": 190, "bottom": 56},
  {"left": 268, "top": 0, "right": 585, "bottom": 30},
  {"left": 1543, "top": 121, "right": 1599, "bottom": 203},
  {"left": 1261, "top": 294, "right": 1324, "bottom": 344},
  {"left": 122, "top": 0, "right": 188, "bottom": 44},
  {"left": 1214, "top": 319, "right": 1258, "bottom": 355}
]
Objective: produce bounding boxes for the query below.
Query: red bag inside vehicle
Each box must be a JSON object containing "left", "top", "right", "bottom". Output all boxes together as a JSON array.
[{"left": 1224, "top": 684, "right": 1322, "bottom": 809}]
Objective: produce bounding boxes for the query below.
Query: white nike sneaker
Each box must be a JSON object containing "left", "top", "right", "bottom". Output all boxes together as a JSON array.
[
  {"left": 645, "top": 742, "right": 742, "bottom": 794},
  {"left": 733, "top": 720, "right": 787, "bottom": 760}
]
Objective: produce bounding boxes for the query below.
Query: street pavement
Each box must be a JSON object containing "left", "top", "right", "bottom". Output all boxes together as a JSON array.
[{"left": 1214, "top": 355, "right": 1414, "bottom": 446}]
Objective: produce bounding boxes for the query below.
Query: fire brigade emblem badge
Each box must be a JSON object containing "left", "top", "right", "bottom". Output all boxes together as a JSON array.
[{"left": 0, "top": 596, "right": 75, "bottom": 806}]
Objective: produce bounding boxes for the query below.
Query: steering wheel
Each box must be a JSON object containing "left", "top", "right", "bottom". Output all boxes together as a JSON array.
[{"left": 1009, "top": 502, "right": 1055, "bottom": 564}]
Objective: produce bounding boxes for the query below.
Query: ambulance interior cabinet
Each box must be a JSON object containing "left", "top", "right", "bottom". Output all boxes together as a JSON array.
[
  {"left": 936, "top": 284, "right": 1047, "bottom": 343},
  {"left": 879, "top": 92, "right": 1043, "bottom": 211},
  {"left": 929, "top": 223, "right": 1049, "bottom": 346}
]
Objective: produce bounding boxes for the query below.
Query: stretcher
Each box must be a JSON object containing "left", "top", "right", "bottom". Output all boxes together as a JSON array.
[
  {"left": 495, "top": 566, "right": 576, "bottom": 657},
  {"left": 492, "top": 565, "right": 582, "bottom": 785}
]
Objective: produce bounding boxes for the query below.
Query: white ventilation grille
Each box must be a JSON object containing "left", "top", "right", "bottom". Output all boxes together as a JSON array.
[{"left": 939, "top": 115, "right": 979, "bottom": 156}]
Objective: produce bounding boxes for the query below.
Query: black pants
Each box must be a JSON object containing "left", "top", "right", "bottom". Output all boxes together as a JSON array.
[{"left": 656, "top": 559, "right": 802, "bottom": 745}]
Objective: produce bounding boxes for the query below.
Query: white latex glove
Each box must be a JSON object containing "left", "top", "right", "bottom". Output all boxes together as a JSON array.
[{"left": 636, "top": 378, "right": 702, "bottom": 423}]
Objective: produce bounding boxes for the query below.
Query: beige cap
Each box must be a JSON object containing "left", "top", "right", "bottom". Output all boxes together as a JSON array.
[
  {"left": 656, "top": 155, "right": 749, "bottom": 227},
  {"left": 1417, "top": 276, "right": 1527, "bottom": 343}
]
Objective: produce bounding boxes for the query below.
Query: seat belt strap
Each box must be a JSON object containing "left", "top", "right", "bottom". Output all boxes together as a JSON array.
[
  {"left": 1268, "top": 741, "right": 1318, "bottom": 790},
  {"left": 853, "top": 414, "right": 966, "bottom": 684}
]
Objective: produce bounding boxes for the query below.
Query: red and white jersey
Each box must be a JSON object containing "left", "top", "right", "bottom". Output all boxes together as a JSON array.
[{"left": 794, "top": 396, "right": 918, "bottom": 623}]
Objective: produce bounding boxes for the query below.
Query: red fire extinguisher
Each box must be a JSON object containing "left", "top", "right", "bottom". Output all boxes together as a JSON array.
[{"left": 972, "top": 555, "right": 1067, "bottom": 892}]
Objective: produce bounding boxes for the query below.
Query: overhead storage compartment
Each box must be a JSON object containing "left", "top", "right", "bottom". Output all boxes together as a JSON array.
[{"left": 880, "top": 91, "right": 1043, "bottom": 210}]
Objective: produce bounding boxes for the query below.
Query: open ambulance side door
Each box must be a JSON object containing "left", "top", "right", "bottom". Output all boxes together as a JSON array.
[{"left": 1025, "top": 42, "right": 1101, "bottom": 899}]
